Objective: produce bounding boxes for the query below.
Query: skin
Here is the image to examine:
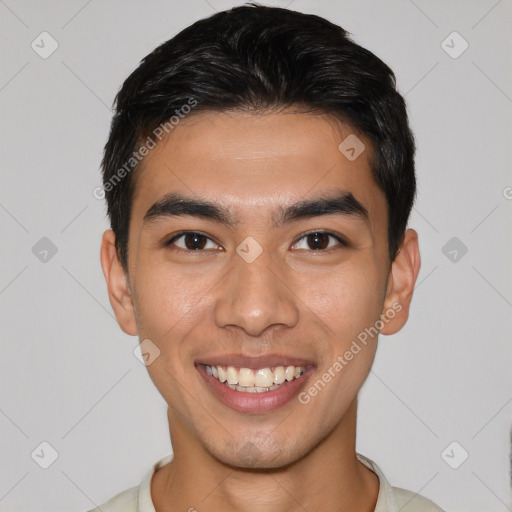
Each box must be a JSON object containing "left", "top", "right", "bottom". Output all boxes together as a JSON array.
[{"left": 100, "top": 110, "right": 421, "bottom": 512}]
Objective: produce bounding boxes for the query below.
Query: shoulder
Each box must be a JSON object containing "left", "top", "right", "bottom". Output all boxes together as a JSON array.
[
  {"left": 84, "top": 453, "right": 174, "bottom": 512},
  {"left": 356, "top": 453, "right": 446, "bottom": 512},
  {"left": 86, "top": 485, "right": 139, "bottom": 512},
  {"left": 391, "top": 486, "right": 446, "bottom": 512}
]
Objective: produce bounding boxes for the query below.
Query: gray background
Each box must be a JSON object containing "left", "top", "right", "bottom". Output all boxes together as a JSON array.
[{"left": 1, "top": 0, "right": 511, "bottom": 510}]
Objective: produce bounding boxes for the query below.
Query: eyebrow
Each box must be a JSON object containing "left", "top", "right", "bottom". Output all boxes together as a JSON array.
[{"left": 142, "top": 190, "right": 370, "bottom": 228}]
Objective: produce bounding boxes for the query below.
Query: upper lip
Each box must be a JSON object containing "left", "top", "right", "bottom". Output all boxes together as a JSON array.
[{"left": 195, "top": 354, "right": 315, "bottom": 369}]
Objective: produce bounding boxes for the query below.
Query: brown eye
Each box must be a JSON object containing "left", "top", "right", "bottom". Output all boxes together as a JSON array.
[
  {"left": 306, "top": 232, "right": 330, "bottom": 250},
  {"left": 183, "top": 233, "right": 207, "bottom": 250},
  {"left": 292, "top": 231, "right": 346, "bottom": 251},
  {"left": 167, "top": 232, "right": 220, "bottom": 251}
]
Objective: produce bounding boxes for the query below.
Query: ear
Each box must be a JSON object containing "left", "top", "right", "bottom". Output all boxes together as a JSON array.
[
  {"left": 100, "top": 229, "right": 138, "bottom": 336},
  {"left": 379, "top": 228, "right": 421, "bottom": 335}
]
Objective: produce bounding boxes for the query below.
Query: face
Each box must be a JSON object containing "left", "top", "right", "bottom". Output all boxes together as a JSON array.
[{"left": 101, "top": 110, "right": 420, "bottom": 469}]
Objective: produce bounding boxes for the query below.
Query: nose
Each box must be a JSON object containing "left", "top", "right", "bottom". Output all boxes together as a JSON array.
[{"left": 213, "top": 251, "right": 300, "bottom": 337}]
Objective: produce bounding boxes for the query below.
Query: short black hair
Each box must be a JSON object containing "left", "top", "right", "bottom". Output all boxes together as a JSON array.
[{"left": 101, "top": 3, "right": 416, "bottom": 272}]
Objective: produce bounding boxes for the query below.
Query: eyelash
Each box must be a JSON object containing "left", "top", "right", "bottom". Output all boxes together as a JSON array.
[{"left": 164, "top": 230, "right": 348, "bottom": 253}]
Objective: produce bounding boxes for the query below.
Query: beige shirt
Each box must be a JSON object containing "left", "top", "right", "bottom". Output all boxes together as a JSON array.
[{"left": 89, "top": 453, "right": 445, "bottom": 512}]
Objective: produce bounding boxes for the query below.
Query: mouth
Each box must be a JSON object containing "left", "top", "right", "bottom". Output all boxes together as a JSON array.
[{"left": 195, "top": 356, "right": 315, "bottom": 414}]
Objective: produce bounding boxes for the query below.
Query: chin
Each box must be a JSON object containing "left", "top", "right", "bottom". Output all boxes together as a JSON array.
[{"left": 209, "top": 434, "right": 307, "bottom": 470}]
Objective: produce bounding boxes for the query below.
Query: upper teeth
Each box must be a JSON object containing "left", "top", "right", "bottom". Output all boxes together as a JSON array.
[{"left": 205, "top": 365, "right": 306, "bottom": 388}]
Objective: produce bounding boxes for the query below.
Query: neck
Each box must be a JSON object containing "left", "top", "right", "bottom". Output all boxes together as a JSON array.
[{"left": 152, "top": 400, "right": 379, "bottom": 512}]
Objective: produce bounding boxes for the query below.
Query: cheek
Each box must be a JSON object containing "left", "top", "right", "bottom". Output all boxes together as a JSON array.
[
  {"left": 132, "top": 259, "right": 215, "bottom": 344},
  {"left": 297, "top": 261, "right": 384, "bottom": 343},
  {"left": 132, "top": 262, "right": 216, "bottom": 410}
]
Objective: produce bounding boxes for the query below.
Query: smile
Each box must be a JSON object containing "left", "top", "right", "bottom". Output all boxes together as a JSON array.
[
  {"left": 196, "top": 358, "right": 315, "bottom": 414},
  {"left": 204, "top": 364, "right": 307, "bottom": 392}
]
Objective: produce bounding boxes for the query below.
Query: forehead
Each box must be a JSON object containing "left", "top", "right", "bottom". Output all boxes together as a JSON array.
[{"left": 130, "top": 110, "right": 387, "bottom": 228}]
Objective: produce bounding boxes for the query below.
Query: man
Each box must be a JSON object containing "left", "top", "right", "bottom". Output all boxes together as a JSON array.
[{"left": 95, "top": 4, "right": 445, "bottom": 511}]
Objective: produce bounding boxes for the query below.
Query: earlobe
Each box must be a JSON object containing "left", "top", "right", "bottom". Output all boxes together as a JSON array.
[
  {"left": 379, "top": 228, "right": 421, "bottom": 336},
  {"left": 100, "top": 229, "right": 138, "bottom": 336}
]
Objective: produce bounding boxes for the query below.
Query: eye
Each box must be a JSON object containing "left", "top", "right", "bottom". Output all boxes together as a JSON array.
[
  {"left": 166, "top": 231, "right": 221, "bottom": 251},
  {"left": 292, "top": 231, "right": 347, "bottom": 251}
]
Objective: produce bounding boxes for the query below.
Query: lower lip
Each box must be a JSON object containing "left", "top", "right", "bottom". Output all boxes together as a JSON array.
[{"left": 197, "top": 365, "right": 314, "bottom": 414}]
